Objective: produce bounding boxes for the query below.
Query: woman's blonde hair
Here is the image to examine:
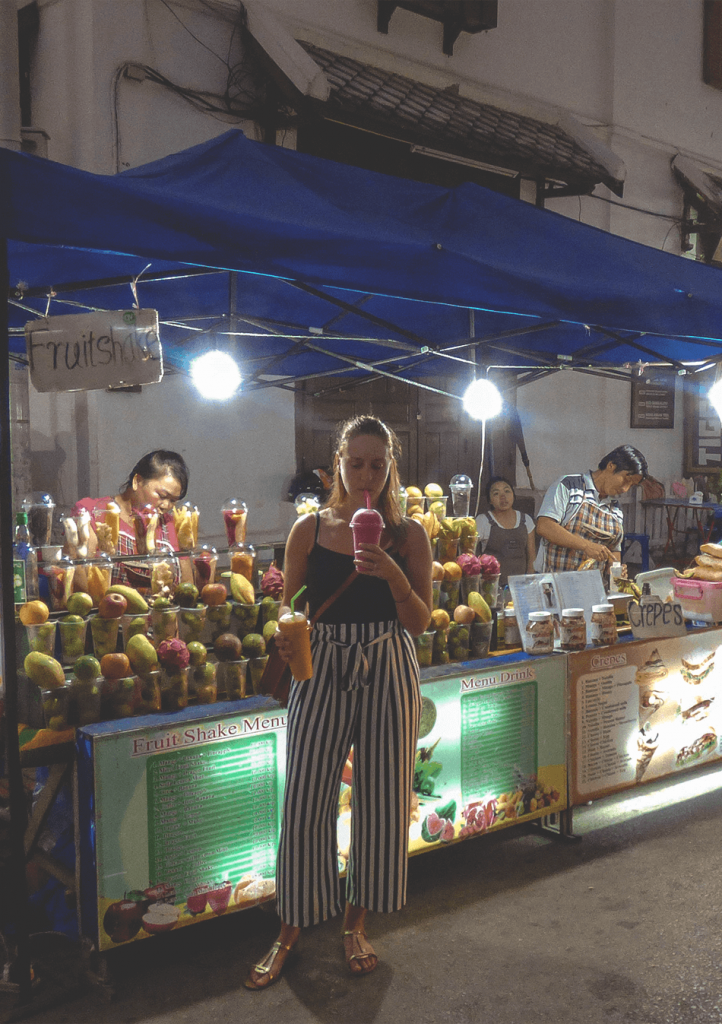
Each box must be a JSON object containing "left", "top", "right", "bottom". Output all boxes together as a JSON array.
[{"left": 326, "top": 415, "right": 406, "bottom": 542}]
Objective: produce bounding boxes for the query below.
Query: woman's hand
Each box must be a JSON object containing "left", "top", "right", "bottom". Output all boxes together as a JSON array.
[
  {"left": 583, "top": 540, "right": 614, "bottom": 563},
  {"left": 354, "top": 543, "right": 406, "bottom": 589},
  {"left": 273, "top": 626, "right": 293, "bottom": 664}
]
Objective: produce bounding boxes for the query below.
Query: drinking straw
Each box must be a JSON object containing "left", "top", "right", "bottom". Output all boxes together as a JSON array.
[
  {"left": 364, "top": 490, "right": 371, "bottom": 509},
  {"left": 290, "top": 585, "right": 306, "bottom": 614}
]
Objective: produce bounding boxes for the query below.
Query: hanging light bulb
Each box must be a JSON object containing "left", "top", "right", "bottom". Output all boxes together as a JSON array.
[
  {"left": 462, "top": 378, "right": 503, "bottom": 420},
  {"left": 190, "top": 351, "right": 242, "bottom": 400}
]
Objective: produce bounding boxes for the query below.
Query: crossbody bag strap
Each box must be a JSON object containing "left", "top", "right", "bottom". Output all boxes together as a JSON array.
[{"left": 309, "top": 571, "right": 358, "bottom": 626}]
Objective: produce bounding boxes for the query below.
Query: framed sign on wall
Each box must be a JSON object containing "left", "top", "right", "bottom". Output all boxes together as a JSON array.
[
  {"left": 683, "top": 367, "right": 722, "bottom": 475},
  {"left": 630, "top": 368, "right": 676, "bottom": 429}
]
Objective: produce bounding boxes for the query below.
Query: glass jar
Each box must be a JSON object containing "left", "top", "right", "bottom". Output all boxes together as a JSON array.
[
  {"left": 504, "top": 608, "right": 521, "bottom": 648},
  {"left": 590, "top": 603, "right": 617, "bottom": 647},
  {"left": 560, "top": 608, "right": 586, "bottom": 651},
  {"left": 525, "top": 611, "right": 554, "bottom": 654}
]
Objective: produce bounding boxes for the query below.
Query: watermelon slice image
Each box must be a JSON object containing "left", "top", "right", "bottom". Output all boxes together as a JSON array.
[
  {"left": 421, "top": 811, "right": 444, "bottom": 843},
  {"left": 439, "top": 819, "right": 455, "bottom": 843}
]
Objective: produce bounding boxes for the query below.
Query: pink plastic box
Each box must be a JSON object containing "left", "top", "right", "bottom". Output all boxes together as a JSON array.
[{"left": 672, "top": 577, "right": 722, "bottom": 623}]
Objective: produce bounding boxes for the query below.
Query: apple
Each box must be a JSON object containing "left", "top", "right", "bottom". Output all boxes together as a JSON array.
[
  {"left": 201, "top": 584, "right": 227, "bottom": 606},
  {"left": 103, "top": 898, "right": 144, "bottom": 944},
  {"left": 98, "top": 593, "right": 127, "bottom": 619}
]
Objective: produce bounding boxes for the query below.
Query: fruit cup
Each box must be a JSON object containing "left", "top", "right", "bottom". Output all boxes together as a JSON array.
[
  {"left": 69, "top": 677, "right": 101, "bottom": 726},
  {"left": 191, "top": 662, "right": 217, "bottom": 704},
  {"left": 192, "top": 546, "right": 217, "bottom": 590},
  {"left": 42, "top": 684, "right": 72, "bottom": 731},
  {"left": 448, "top": 622, "right": 470, "bottom": 663},
  {"left": 231, "top": 601, "right": 260, "bottom": 640},
  {"left": 101, "top": 676, "right": 138, "bottom": 719},
  {"left": 90, "top": 614, "right": 120, "bottom": 660},
  {"left": 480, "top": 574, "right": 501, "bottom": 609},
  {"left": 150, "top": 605, "right": 179, "bottom": 644},
  {"left": 217, "top": 659, "right": 247, "bottom": 700},
  {"left": 58, "top": 617, "right": 88, "bottom": 665},
  {"left": 449, "top": 475, "right": 472, "bottom": 518},
  {"left": 135, "top": 670, "right": 162, "bottom": 713},
  {"left": 202, "top": 602, "right": 232, "bottom": 645},
  {"left": 432, "top": 628, "right": 450, "bottom": 666},
  {"left": 432, "top": 580, "right": 441, "bottom": 610},
  {"left": 178, "top": 605, "right": 207, "bottom": 644},
  {"left": 247, "top": 655, "right": 269, "bottom": 696},
  {"left": 469, "top": 620, "right": 493, "bottom": 660},
  {"left": 260, "top": 598, "right": 281, "bottom": 628},
  {"left": 26, "top": 620, "right": 57, "bottom": 657},
  {"left": 460, "top": 574, "right": 481, "bottom": 605},
  {"left": 413, "top": 630, "right": 434, "bottom": 669},
  {"left": 440, "top": 579, "right": 461, "bottom": 614},
  {"left": 437, "top": 536, "right": 459, "bottom": 563},
  {"left": 159, "top": 666, "right": 189, "bottom": 711},
  {"left": 221, "top": 499, "right": 248, "bottom": 546},
  {"left": 121, "top": 612, "right": 150, "bottom": 650},
  {"left": 426, "top": 495, "right": 448, "bottom": 521}
]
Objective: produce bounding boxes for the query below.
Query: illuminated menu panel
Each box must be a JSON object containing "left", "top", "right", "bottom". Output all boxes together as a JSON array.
[
  {"left": 460, "top": 683, "right": 537, "bottom": 805},
  {"left": 146, "top": 735, "right": 277, "bottom": 900}
]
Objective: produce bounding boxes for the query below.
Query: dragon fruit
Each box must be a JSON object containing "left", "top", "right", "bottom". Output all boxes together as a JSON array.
[
  {"left": 156, "top": 638, "right": 190, "bottom": 670},
  {"left": 456, "top": 553, "right": 481, "bottom": 577},
  {"left": 261, "top": 564, "right": 284, "bottom": 599},
  {"left": 479, "top": 553, "right": 501, "bottom": 579}
]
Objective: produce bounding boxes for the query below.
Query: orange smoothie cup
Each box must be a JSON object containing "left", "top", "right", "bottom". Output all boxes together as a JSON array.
[{"left": 278, "top": 612, "right": 313, "bottom": 681}]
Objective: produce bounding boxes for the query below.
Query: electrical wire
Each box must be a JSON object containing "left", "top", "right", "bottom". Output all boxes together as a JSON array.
[{"left": 157, "top": 0, "right": 229, "bottom": 68}]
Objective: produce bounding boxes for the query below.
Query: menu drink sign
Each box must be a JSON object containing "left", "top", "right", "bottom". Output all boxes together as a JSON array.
[
  {"left": 404, "top": 656, "right": 566, "bottom": 858},
  {"left": 569, "top": 631, "right": 722, "bottom": 804},
  {"left": 77, "top": 704, "right": 286, "bottom": 951},
  {"left": 630, "top": 368, "right": 675, "bottom": 429}
]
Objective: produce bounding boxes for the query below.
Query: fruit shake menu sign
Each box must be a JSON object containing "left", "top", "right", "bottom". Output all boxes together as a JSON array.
[
  {"left": 403, "top": 655, "right": 567, "bottom": 859},
  {"left": 569, "top": 629, "right": 722, "bottom": 804},
  {"left": 25, "top": 309, "right": 163, "bottom": 393},
  {"left": 76, "top": 701, "right": 285, "bottom": 951}
]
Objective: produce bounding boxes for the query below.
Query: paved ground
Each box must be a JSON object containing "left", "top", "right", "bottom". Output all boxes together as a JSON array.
[{"left": 2, "top": 763, "right": 722, "bottom": 1024}]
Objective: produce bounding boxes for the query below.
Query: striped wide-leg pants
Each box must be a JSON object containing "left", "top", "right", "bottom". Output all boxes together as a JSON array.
[{"left": 276, "top": 620, "right": 421, "bottom": 929}]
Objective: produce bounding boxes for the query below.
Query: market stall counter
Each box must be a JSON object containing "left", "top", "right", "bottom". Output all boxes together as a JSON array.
[{"left": 76, "top": 649, "right": 570, "bottom": 954}]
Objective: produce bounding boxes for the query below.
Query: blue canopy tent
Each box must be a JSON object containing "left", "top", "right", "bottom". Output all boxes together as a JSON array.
[{"left": 4, "top": 129, "right": 722, "bottom": 400}]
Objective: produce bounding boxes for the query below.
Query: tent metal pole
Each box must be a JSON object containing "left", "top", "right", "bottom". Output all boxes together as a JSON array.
[{"left": 0, "top": 235, "right": 33, "bottom": 1002}]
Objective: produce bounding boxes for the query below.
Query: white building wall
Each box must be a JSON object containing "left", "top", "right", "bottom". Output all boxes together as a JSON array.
[{"left": 22, "top": 0, "right": 722, "bottom": 537}]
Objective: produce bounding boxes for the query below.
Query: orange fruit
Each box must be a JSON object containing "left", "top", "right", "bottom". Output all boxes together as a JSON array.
[
  {"left": 101, "top": 653, "right": 131, "bottom": 679},
  {"left": 442, "top": 562, "right": 462, "bottom": 581},
  {"left": 19, "top": 600, "right": 50, "bottom": 626},
  {"left": 430, "top": 609, "right": 450, "bottom": 630}
]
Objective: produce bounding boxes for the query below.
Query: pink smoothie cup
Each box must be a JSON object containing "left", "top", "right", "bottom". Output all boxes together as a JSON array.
[{"left": 350, "top": 506, "right": 384, "bottom": 574}]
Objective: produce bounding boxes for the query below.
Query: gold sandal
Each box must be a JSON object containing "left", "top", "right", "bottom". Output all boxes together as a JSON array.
[
  {"left": 244, "top": 940, "right": 295, "bottom": 990},
  {"left": 343, "top": 930, "right": 378, "bottom": 975}
]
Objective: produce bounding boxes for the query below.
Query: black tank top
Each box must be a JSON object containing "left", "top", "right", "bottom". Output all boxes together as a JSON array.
[{"left": 306, "top": 513, "right": 405, "bottom": 625}]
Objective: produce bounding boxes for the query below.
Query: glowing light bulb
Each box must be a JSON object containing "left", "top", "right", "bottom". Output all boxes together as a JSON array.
[
  {"left": 709, "top": 379, "right": 722, "bottom": 420},
  {"left": 462, "top": 379, "right": 503, "bottom": 421},
  {"left": 190, "top": 351, "right": 242, "bottom": 401}
]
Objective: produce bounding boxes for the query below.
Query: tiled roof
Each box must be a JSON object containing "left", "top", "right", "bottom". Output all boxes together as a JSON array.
[{"left": 299, "top": 41, "right": 620, "bottom": 193}]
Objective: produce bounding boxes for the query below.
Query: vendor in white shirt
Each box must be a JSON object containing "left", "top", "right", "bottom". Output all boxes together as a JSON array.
[
  {"left": 534, "top": 445, "right": 648, "bottom": 583},
  {"left": 476, "top": 477, "right": 536, "bottom": 587}
]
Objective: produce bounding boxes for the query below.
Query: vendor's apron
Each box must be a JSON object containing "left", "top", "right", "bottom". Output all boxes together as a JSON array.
[
  {"left": 484, "top": 513, "right": 528, "bottom": 587},
  {"left": 544, "top": 500, "right": 623, "bottom": 585}
]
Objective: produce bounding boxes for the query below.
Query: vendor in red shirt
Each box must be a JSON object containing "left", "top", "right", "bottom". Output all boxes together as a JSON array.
[{"left": 71, "top": 450, "right": 189, "bottom": 587}]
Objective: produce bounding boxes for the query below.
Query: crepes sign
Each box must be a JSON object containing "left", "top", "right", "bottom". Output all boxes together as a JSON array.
[{"left": 25, "top": 309, "right": 163, "bottom": 393}]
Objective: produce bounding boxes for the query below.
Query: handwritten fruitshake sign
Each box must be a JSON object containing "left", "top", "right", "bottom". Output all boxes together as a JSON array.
[{"left": 25, "top": 309, "right": 163, "bottom": 393}]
